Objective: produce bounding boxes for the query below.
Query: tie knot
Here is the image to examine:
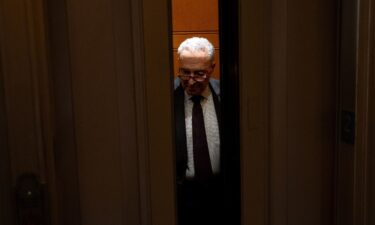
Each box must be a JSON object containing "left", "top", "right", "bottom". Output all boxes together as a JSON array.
[{"left": 190, "top": 95, "right": 203, "bottom": 103}]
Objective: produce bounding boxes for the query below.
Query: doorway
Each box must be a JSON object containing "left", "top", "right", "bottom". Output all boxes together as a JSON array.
[{"left": 171, "top": 0, "right": 241, "bottom": 224}]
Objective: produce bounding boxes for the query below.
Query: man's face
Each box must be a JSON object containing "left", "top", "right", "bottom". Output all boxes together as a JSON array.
[{"left": 178, "top": 51, "right": 215, "bottom": 96}]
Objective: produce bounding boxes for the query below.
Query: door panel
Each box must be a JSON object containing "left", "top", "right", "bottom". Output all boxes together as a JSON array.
[
  {"left": 2, "top": 0, "right": 369, "bottom": 224},
  {"left": 0, "top": 0, "right": 56, "bottom": 224},
  {"left": 240, "top": 0, "right": 338, "bottom": 224}
]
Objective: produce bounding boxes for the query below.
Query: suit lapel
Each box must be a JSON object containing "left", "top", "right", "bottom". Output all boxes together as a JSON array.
[
  {"left": 209, "top": 83, "right": 221, "bottom": 138},
  {"left": 174, "top": 85, "right": 188, "bottom": 180}
]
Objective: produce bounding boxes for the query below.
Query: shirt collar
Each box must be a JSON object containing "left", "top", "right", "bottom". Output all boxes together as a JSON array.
[{"left": 184, "top": 86, "right": 211, "bottom": 102}]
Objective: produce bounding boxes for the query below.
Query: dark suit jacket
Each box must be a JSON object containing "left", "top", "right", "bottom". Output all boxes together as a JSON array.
[
  {"left": 174, "top": 78, "right": 221, "bottom": 182},
  {"left": 174, "top": 78, "right": 240, "bottom": 225}
]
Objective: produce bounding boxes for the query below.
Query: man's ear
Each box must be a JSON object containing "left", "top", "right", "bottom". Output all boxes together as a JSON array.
[{"left": 208, "top": 61, "right": 216, "bottom": 74}]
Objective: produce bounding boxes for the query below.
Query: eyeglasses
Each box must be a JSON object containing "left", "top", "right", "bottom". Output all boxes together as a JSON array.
[{"left": 178, "top": 68, "right": 208, "bottom": 82}]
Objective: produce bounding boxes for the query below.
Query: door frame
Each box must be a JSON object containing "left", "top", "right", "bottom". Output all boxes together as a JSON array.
[{"left": 139, "top": 0, "right": 272, "bottom": 224}]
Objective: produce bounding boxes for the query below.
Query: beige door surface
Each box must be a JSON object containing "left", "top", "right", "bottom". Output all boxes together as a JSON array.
[{"left": 1, "top": 0, "right": 374, "bottom": 225}]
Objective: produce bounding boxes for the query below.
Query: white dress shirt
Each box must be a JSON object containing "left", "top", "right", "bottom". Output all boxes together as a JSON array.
[{"left": 184, "top": 87, "right": 220, "bottom": 179}]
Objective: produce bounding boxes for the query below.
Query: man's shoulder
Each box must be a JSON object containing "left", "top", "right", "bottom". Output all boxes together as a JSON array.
[
  {"left": 174, "top": 78, "right": 182, "bottom": 90},
  {"left": 209, "top": 79, "right": 220, "bottom": 96}
]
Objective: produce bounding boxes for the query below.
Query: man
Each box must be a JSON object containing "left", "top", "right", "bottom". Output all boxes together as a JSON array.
[{"left": 174, "top": 37, "right": 234, "bottom": 225}]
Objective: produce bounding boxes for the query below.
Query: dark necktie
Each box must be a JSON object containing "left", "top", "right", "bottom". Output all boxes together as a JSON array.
[{"left": 191, "top": 95, "right": 213, "bottom": 181}]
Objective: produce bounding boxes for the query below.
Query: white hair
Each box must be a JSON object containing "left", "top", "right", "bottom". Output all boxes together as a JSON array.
[{"left": 177, "top": 37, "right": 215, "bottom": 61}]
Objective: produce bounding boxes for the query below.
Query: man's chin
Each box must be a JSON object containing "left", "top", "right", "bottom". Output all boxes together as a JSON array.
[{"left": 186, "top": 89, "right": 202, "bottom": 96}]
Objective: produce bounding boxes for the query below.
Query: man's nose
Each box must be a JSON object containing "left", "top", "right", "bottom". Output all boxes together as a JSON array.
[{"left": 188, "top": 76, "right": 196, "bottom": 85}]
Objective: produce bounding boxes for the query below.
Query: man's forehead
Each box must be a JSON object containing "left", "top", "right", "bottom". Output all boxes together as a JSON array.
[{"left": 179, "top": 50, "right": 210, "bottom": 60}]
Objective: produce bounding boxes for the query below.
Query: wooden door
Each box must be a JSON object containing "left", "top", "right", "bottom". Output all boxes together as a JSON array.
[
  {"left": 3, "top": 0, "right": 375, "bottom": 225},
  {"left": 0, "top": 0, "right": 56, "bottom": 224},
  {"left": 240, "top": 0, "right": 339, "bottom": 224},
  {"left": 46, "top": 0, "right": 174, "bottom": 224},
  {"left": 0, "top": 0, "right": 174, "bottom": 224}
]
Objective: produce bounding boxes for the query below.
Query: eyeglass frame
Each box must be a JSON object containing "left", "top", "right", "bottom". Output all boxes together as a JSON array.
[{"left": 177, "top": 68, "right": 210, "bottom": 82}]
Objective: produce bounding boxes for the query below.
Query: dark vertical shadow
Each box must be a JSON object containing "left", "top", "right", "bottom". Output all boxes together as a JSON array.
[
  {"left": 335, "top": 0, "right": 358, "bottom": 223},
  {"left": 0, "top": 44, "right": 14, "bottom": 225},
  {"left": 218, "top": 0, "right": 241, "bottom": 224},
  {"left": 45, "top": 0, "right": 82, "bottom": 224}
]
